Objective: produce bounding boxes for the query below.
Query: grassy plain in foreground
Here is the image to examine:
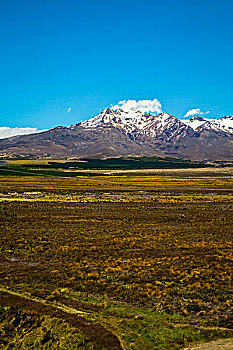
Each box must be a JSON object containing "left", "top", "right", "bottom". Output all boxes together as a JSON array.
[{"left": 0, "top": 168, "right": 233, "bottom": 349}]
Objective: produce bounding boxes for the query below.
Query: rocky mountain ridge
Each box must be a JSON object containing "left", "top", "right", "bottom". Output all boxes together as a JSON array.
[{"left": 79, "top": 108, "right": 193, "bottom": 142}]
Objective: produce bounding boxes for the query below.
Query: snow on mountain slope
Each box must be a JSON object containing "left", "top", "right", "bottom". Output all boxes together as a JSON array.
[
  {"left": 80, "top": 108, "right": 192, "bottom": 141},
  {"left": 74, "top": 108, "right": 233, "bottom": 146},
  {"left": 183, "top": 115, "right": 233, "bottom": 133},
  {"left": 142, "top": 113, "right": 192, "bottom": 140},
  {"left": 80, "top": 108, "right": 151, "bottom": 130},
  {"left": 182, "top": 116, "right": 208, "bottom": 130},
  {"left": 198, "top": 116, "right": 233, "bottom": 133}
]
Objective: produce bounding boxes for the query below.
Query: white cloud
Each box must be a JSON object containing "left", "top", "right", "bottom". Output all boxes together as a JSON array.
[
  {"left": 0, "top": 127, "right": 45, "bottom": 139},
  {"left": 183, "top": 108, "right": 210, "bottom": 119},
  {"left": 67, "top": 107, "right": 72, "bottom": 112},
  {"left": 111, "top": 99, "right": 162, "bottom": 114}
]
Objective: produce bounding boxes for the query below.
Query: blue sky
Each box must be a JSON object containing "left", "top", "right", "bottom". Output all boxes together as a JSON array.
[{"left": 0, "top": 0, "right": 233, "bottom": 130}]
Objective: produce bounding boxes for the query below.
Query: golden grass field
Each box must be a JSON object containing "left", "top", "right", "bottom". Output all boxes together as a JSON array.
[{"left": 0, "top": 169, "right": 233, "bottom": 349}]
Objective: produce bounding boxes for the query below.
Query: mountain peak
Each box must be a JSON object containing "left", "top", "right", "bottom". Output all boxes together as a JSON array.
[
  {"left": 80, "top": 109, "right": 191, "bottom": 141},
  {"left": 104, "top": 107, "right": 114, "bottom": 114}
]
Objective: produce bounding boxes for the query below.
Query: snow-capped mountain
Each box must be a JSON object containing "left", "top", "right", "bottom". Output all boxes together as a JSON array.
[
  {"left": 198, "top": 115, "right": 233, "bottom": 133},
  {"left": 80, "top": 108, "right": 192, "bottom": 141},
  {"left": 0, "top": 108, "right": 233, "bottom": 161},
  {"left": 80, "top": 107, "right": 151, "bottom": 132},
  {"left": 80, "top": 108, "right": 233, "bottom": 139}
]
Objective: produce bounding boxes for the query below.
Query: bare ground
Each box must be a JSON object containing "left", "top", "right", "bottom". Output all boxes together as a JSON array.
[{"left": 185, "top": 338, "right": 233, "bottom": 350}]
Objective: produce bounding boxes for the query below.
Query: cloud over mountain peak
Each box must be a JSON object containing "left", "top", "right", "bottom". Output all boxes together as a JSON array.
[{"left": 111, "top": 99, "right": 162, "bottom": 114}]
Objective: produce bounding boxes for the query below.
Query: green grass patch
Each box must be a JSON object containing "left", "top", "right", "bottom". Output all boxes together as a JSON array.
[
  {"left": 0, "top": 165, "right": 105, "bottom": 177},
  {"left": 18, "top": 156, "right": 209, "bottom": 170}
]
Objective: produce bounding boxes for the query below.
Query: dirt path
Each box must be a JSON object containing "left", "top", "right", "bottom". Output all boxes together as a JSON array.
[
  {"left": 1, "top": 287, "right": 233, "bottom": 350},
  {"left": 185, "top": 338, "right": 233, "bottom": 350},
  {"left": 0, "top": 288, "right": 124, "bottom": 350}
]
